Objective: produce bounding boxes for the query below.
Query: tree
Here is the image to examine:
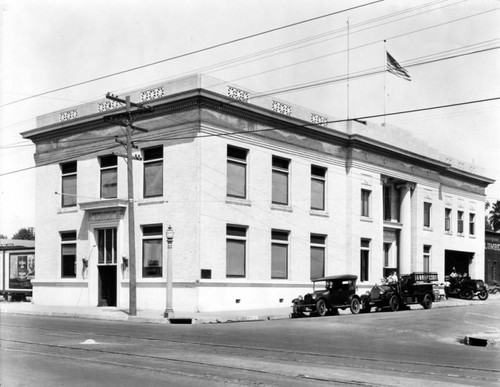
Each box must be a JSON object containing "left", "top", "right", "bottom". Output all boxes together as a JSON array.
[
  {"left": 485, "top": 201, "right": 493, "bottom": 231},
  {"left": 0, "top": 234, "right": 7, "bottom": 239},
  {"left": 12, "top": 228, "right": 35, "bottom": 240},
  {"left": 489, "top": 200, "right": 500, "bottom": 231}
]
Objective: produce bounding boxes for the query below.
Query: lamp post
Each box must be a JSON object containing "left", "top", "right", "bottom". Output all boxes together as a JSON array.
[{"left": 164, "top": 225, "right": 174, "bottom": 318}]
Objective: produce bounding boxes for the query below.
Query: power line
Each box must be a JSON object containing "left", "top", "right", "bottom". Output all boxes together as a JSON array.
[{"left": 0, "top": 1, "right": 382, "bottom": 109}]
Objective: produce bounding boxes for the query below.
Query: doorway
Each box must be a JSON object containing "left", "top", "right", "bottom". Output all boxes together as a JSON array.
[
  {"left": 96, "top": 227, "right": 117, "bottom": 307},
  {"left": 445, "top": 250, "right": 473, "bottom": 278}
]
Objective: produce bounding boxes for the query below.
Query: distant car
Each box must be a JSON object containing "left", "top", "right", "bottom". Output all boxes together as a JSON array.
[
  {"left": 360, "top": 272, "right": 437, "bottom": 313},
  {"left": 445, "top": 277, "right": 488, "bottom": 300},
  {"left": 291, "top": 275, "right": 361, "bottom": 317}
]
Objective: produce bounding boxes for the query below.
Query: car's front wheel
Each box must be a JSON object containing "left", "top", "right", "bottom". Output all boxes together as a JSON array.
[
  {"left": 461, "top": 289, "right": 473, "bottom": 300},
  {"left": 421, "top": 294, "right": 433, "bottom": 309},
  {"left": 478, "top": 290, "right": 489, "bottom": 300},
  {"left": 389, "top": 295, "right": 400, "bottom": 312},
  {"left": 316, "top": 299, "right": 327, "bottom": 316},
  {"left": 350, "top": 298, "right": 361, "bottom": 314}
]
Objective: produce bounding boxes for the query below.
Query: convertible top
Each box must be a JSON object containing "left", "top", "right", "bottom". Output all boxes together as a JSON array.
[{"left": 312, "top": 274, "right": 357, "bottom": 282}]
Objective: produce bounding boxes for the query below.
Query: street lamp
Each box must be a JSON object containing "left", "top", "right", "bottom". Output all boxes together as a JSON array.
[{"left": 164, "top": 225, "right": 174, "bottom": 318}]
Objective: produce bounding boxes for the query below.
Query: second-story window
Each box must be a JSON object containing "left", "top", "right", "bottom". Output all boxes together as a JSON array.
[
  {"left": 272, "top": 156, "right": 290, "bottom": 205},
  {"left": 61, "top": 161, "right": 77, "bottom": 207},
  {"left": 311, "top": 165, "right": 326, "bottom": 211},
  {"left": 143, "top": 147, "right": 163, "bottom": 198},
  {"left": 445, "top": 208, "right": 452, "bottom": 233},
  {"left": 227, "top": 146, "right": 248, "bottom": 199},
  {"left": 100, "top": 155, "right": 117, "bottom": 199},
  {"left": 469, "top": 213, "right": 476, "bottom": 236},
  {"left": 361, "top": 189, "right": 371, "bottom": 217},
  {"left": 457, "top": 210, "right": 464, "bottom": 234},
  {"left": 423, "top": 202, "right": 432, "bottom": 228}
]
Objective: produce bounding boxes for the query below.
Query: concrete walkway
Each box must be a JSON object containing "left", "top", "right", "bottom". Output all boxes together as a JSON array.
[{"left": 1, "top": 293, "right": 498, "bottom": 325}]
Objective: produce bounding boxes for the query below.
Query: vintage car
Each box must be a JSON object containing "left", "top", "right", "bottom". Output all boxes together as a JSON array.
[
  {"left": 444, "top": 276, "right": 488, "bottom": 300},
  {"left": 291, "top": 274, "right": 361, "bottom": 317},
  {"left": 360, "top": 272, "right": 437, "bottom": 313}
]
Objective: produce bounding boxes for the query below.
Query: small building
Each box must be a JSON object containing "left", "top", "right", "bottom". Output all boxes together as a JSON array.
[
  {"left": 0, "top": 239, "right": 35, "bottom": 301},
  {"left": 485, "top": 230, "right": 500, "bottom": 285},
  {"left": 21, "top": 74, "right": 494, "bottom": 312}
]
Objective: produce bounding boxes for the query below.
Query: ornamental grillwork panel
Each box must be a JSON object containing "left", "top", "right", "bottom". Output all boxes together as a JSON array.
[
  {"left": 227, "top": 86, "right": 249, "bottom": 102},
  {"left": 141, "top": 87, "right": 164, "bottom": 102},
  {"left": 311, "top": 113, "right": 328, "bottom": 127},
  {"left": 97, "top": 100, "right": 121, "bottom": 113},
  {"left": 59, "top": 110, "right": 78, "bottom": 122},
  {"left": 272, "top": 101, "right": 292, "bottom": 116}
]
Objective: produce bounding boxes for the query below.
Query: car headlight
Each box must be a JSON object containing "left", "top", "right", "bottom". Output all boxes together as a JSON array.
[
  {"left": 485, "top": 283, "right": 489, "bottom": 290},
  {"left": 298, "top": 295, "right": 303, "bottom": 301}
]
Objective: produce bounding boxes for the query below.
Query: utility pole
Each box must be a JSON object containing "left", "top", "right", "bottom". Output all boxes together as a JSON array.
[{"left": 104, "top": 93, "right": 151, "bottom": 316}]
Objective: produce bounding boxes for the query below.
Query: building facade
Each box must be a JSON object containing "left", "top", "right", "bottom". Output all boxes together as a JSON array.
[
  {"left": 485, "top": 230, "right": 500, "bottom": 285},
  {"left": 22, "top": 75, "right": 493, "bottom": 312}
]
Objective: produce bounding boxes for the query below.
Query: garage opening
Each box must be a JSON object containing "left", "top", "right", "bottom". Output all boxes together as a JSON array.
[{"left": 445, "top": 250, "right": 474, "bottom": 278}]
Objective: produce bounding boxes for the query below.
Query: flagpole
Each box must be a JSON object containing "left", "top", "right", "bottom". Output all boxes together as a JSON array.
[
  {"left": 383, "top": 40, "right": 387, "bottom": 126},
  {"left": 346, "top": 18, "right": 350, "bottom": 121}
]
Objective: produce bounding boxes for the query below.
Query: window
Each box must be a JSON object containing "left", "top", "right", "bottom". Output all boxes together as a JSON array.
[
  {"left": 100, "top": 155, "right": 117, "bottom": 199},
  {"left": 143, "top": 147, "right": 163, "bottom": 198},
  {"left": 383, "top": 243, "right": 391, "bottom": 267},
  {"left": 423, "top": 202, "right": 432, "bottom": 228},
  {"left": 271, "top": 230, "right": 289, "bottom": 279},
  {"left": 445, "top": 208, "right": 452, "bottom": 233},
  {"left": 457, "top": 211, "right": 464, "bottom": 234},
  {"left": 226, "top": 225, "right": 247, "bottom": 278},
  {"left": 311, "top": 165, "right": 326, "bottom": 211},
  {"left": 423, "top": 245, "right": 431, "bottom": 272},
  {"left": 61, "top": 161, "right": 77, "bottom": 207},
  {"left": 227, "top": 146, "right": 248, "bottom": 199},
  {"left": 360, "top": 238, "right": 370, "bottom": 282},
  {"left": 469, "top": 213, "right": 476, "bottom": 236},
  {"left": 97, "top": 228, "right": 117, "bottom": 265},
  {"left": 272, "top": 156, "right": 290, "bottom": 205},
  {"left": 310, "top": 234, "right": 326, "bottom": 279},
  {"left": 142, "top": 225, "right": 163, "bottom": 277},
  {"left": 61, "top": 231, "right": 77, "bottom": 278},
  {"left": 383, "top": 186, "right": 391, "bottom": 221},
  {"left": 361, "top": 189, "right": 371, "bottom": 217}
]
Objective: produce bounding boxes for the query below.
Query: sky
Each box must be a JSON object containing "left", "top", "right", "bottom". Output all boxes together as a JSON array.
[{"left": 1, "top": 0, "right": 499, "bottom": 238}]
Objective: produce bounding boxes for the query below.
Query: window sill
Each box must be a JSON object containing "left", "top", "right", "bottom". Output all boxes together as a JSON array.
[
  {"left": 469, "top": 235, "right": 476, "bottom": 239},
  {"left": 444, "top": 231, "right": 453, "bottom": 235},
  {"left": 138, "top": 198, "right": 166, "bottom": 206},
  {"left": 226, "top": 197, "right": 252, "bottom": 207},
  {"left": 423, "top": 227, "right": 433, "bottom": 232},
  {"left": 310, "top": 210, "right": 329, "bottom": 218},
  {"left": 58, "top": 207, "right": 78, "bottom": 214},
  {"left": 360, "top": 216, "right": 373, "bottom": 223},
  {"left": 271, "top": 204, "right": 293, "bottom": 213}
]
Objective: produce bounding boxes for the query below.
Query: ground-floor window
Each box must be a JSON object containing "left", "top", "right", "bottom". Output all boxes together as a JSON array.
[
  {"left": 226, "top": 225, "right": 247, "bottom": 278},
  {"left": 360, "top": 238, "right": 371, "bottom": 282},
  {"left": 142, "top": 225, "right": 163, "bottom": 277},
  {"left": 271, "top": 229, "right": 289, "bottom": 279},
  {"left": 61, "top": 231, "right": 77, "bottom": 278},
  {"left": 423, "top": 245, "right": 431, "bottom": 272},
  {"left": 310, "top": 234, "right": 326, "bottom": 279}
]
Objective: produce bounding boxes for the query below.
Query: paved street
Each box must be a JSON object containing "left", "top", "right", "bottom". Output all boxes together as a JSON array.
[{"left": 1, "top": 300, "right": 499, "bottom": 386}]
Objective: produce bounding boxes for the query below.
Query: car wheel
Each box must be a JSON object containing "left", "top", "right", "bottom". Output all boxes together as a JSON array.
[
  {"left": 478, "top": 290, "right": 489, "bottom": 300},
  {"left": 350, "top": 298, "right": 361, "bottom": 314},
  {"left": 461, "top": 289, "right": 473, "bottom": 300},
  {"left": 389, "top": 295, "right": 400, "bottom": 312},
  {"left": 316, "top": 299, "right": 327, "bottom": 317},
  {"left": 421, "top": 294, "right": 433, "bottom": 309}
]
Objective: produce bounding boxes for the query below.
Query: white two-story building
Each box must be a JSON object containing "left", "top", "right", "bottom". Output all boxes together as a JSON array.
[{"left": 22, "top": 74, "right": 493, "bottom": 312}]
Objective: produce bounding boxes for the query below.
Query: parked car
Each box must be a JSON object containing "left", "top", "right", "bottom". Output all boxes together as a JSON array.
[
  {"left": 360, "top": 272, "right": 437, "bottom": 313},
  {"left": 444, "top": 276, "right": 488, "bottom": 300},
  {"left": 291, "top": 275, "right": 361, "bottom": 317}
]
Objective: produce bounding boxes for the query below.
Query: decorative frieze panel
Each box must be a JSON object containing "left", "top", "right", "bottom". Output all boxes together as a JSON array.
[
  {"left": 97, "top": 100, "right": 121, "bottom": 113},
  {"left": 90, "top": 210, "right": 124, "bottom": 222},
  {"left": 458, "top": 199, "right": 465, "bottom": 209},
  {"left": 311, "top": 113, "right": 328, "bottom": 127},
  {"left": 444, "top": 195, "right": 453, "bottom": 206},
  {"left": 59, "top": 110, "right": 78, "bottom": 122},
  {"left": 227, "top": 86, "right": 249, "bottom": 102},
  {"left": 272, "top": 101, "right": 292, "bottom": 116},
  {"left": 141, "top": 87, "right": 164, "bottom": 102}
]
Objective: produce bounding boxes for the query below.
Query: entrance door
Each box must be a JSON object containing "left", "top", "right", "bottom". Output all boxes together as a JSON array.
[
  {"left": 97, "top": 228, "right": 117, "bottom": 307},
  {"left": 445, "top": 250, "right": 473, "bottom": 278}
]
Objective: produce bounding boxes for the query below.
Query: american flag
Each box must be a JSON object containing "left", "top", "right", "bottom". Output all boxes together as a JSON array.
[{"left": 386, "top": 51, "right": 411, "bottom": 81}]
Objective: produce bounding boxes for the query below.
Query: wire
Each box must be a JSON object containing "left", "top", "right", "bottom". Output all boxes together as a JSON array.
[{"left": 0, "top": 1, "right": 382, "bottom": 109}]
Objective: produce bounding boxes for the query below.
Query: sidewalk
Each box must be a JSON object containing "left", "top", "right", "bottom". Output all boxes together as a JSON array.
[{"left": 1, "top": 293, "right": 498, "bottom": 325}]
